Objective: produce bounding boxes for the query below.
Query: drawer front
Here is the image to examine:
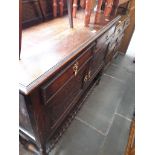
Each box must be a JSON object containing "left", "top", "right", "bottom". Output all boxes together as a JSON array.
[
  {"left": 117, "top": 33, "right": 124, "bottom": 44},
  {"left": 115, "top": 21, "right": 124, "bottom": 37},
  {"left": 105, "top": 41, "right": 116, "bottom": 64},
  {"left": 96, "top": 25, "right": 116, "bottom": 50},
  {"left": 41, "top": 46, "right": 94, "bottom": 105},
  {"left": 115, "top": 34, "right": 124, "bottom": 51},
  {"left": 105, "top": 49, "right": 114, "bottom": 64},
  {"left": 124, "top": 17, "right": 130, "bottom": 30},
  {"left": 91, "top": 44, "right": 108, "bottom": 76},
  {"left": 108, "top": 40, "right": 117, "bottom": 53},
  {"left": 45, "top": 59, "right": 90, "bottom": 131}
]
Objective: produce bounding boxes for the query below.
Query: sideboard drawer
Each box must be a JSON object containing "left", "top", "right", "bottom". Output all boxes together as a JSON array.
[
  {"left": 45, "top": 58, "right": 91, "bottom": 132},
  {"left": 124, "top": 17, "right": 130, "bottom": 29},
  {"left": 41, "top": 47, "right": 93, "bottom": 105},
  {"left": 117, "top": 33, "right": 124, "bottom": 44},
  {"left": 115, "top": 21, "right": 124, "bottom": 37},
  {"left": 96, "top": 25, "right": 115, "bottom": 50}
]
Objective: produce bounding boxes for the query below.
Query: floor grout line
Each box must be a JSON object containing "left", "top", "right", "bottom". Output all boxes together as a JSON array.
[
  {"left": 105, "top": 97, "right": 122, "bottom": 136},
  {"left": 115, "top": 113, "right": 132, "bottom": 122},
  {"left": 103, "top": 73, "right": 125, "bottom": 84},
  {"left": 75, "top": 116, "right": 106, "bottom": 136},
  {"left": 111, "top": 63, "right": 121, "bottom": 67}
]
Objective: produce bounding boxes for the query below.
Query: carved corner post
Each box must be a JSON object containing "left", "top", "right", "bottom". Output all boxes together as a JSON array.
[
  {"left": 67, "top": 0, "right": 73, "bottom": 28},
  {"left": 103, "top": 0, "right": 114, "bottom": 17},
  {"left": 19, "top": 0, "right": 22, "bottom": 60},
  {"left": 94, "top": 0, "right": 103, "bottom": 24},
  {"left": 59, "top": 0, "right": 64, "bottom": 16},
  {"left": 72, "top": 0, "right": 78, "bottom": 18},
  {"left": 28, "top": 91, "right": 48, "bottom": 155},
  {"left": 84, "top": 0, "right": 92, "bottom": 27},
  {"left": 53, "top": 0, "right": 58, "bottom": 17}
]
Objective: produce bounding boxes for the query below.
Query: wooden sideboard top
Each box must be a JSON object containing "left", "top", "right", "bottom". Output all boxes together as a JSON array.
[{"left": 19, "top": 10, "right": 121, "bottom": 94}]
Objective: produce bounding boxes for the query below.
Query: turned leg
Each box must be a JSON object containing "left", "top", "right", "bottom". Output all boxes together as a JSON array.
[
  {"left": 59, "top": 0, "right": 64, "bottom": 16},
  {"left": 103, "top": 0, "right": 114, "bottom": 17},
  {"left": 73, "top": 0, "right": 78, "bottom": 18},
  {"left": 84, "top": 0, "right": 92, "bottom": 27},
  {"left": 94, "top": 0, "right": 103, "bottom": 24},
  {"left": 53, "top": 0, "right": 58, "bottom": 17},
  {"left": 67, "top": 0, "right": 73, "bottom": 28}
]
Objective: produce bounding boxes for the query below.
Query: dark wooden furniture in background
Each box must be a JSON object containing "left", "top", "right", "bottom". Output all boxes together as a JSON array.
[
  {"left": 22, "top": 0, "right": 80, "bottom": 29},
  {"left": 19, "top": 1, "right": 134, "bottom": 154}
]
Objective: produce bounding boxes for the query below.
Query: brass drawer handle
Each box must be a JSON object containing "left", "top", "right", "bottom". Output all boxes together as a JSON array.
[
  {"left": 73, "top": 62, "right": 79, "bottom": 76},
  {"left": 88, "top": 70, "right": 91, "bottom": 79},
  {"left": 84, "top": 75, "right": 88, "bottom": 82},
  {"left": 84, "top": 70, "right": 91, "bottom": 83}
]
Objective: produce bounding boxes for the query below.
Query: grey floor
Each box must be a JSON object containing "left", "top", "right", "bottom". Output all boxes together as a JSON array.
[{"left": 20, "top": 34, "right": 135, "bottom": 155}]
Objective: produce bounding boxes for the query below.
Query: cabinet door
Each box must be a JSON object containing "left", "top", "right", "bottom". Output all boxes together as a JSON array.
[
  {"left": 45, "top": 60, "right": 90, "bottom": 133},
  {"left": 41, "top": 46, "right": 93, "bottom": 135},
  {"left": 105, "top": 40, "right": 117, "bottom": 64},
  {"left": 91, "top": 45, "right": 107, "bottom": 77}
]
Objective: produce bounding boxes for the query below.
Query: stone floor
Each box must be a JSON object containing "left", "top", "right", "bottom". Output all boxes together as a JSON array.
[{"left": 20, "top": 34, "right": 135, "bottom": 155}]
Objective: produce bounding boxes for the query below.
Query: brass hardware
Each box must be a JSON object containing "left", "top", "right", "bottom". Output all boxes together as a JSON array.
[
  {"left": 84, "top": 75, "right": 88, "bottom": 82},
  {"left": 88, "top": 70, "right": 91, "bottom": 79},
  {"left": 73, "top": 62, "right": 79, "bottom": 76}
]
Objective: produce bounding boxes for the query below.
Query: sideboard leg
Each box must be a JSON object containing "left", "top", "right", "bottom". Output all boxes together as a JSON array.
[{"left": 96, "top": 68, "right": 104, "bottom": 85}]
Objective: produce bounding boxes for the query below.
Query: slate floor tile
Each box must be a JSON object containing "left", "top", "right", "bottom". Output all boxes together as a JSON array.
[
  {"left": 104, "top": 62, "right": 134, "bottom": 84},
  {"left": 49, "top": 119, "right": 105, "bottom": 155},
  {"left": 98, "top": 115, "right": 131, "bottom": 155},
  {"left": 112, "top": 55, "right": 135, "bottom": 73},
  {"left": 77, "top": 74, "right": 125, "bottom": 134},
  {"left": 116, "top": 72, "right": 135, "bottom": 120}
]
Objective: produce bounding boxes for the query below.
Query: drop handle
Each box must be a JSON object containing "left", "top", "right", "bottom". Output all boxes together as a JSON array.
[
  {"left": 84, "top": 75, "right": 88, "bottom": 82},
  {"left": 73, "top": 62, "right": 79, "bottom": 76},
  {"left": 88, "top": 70, "right": 91, "bottom": 80}
]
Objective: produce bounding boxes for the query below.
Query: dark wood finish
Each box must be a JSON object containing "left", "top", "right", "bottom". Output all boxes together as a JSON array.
[
  {"left": 111, "top": 0, "right": 130, "bottom": 16},
  {"left": 19, "top": 12, "right": 120, "bottom": 95},
  {"left": 19, "top": 10, "right": 127, "bottom": 155},
  {"left": 41, "top": 45, "right": 93, "bottom": 105},
  {"left": 67, "top": 0, "right": 73, "bottom": 28}
]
